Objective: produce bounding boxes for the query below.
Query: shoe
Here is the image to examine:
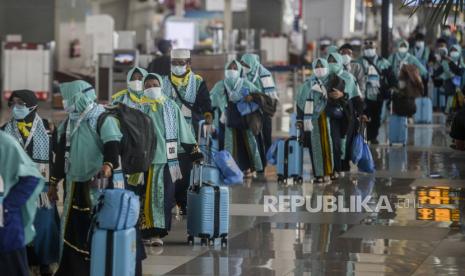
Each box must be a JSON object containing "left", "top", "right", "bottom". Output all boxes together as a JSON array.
[
  {"left": 151, "top": 238, "right": 164, "bottom": 246},
  {"left": 330, "top": 172, "right": 339, "bottom": 180},
  {"left": 179, "top": 206, "right": 187, "bottom": 216}
]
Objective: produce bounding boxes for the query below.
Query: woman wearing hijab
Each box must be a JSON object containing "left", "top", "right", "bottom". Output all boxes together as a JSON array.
[
  {"left": 295, "top": 58, "right": 334, "bottom": 183},
  {"left": 327, "top": 53, "right": 364, "bottom": 177},
  {"left": 138, "top": 73, "right": 201, "bottom": 246},
  {"left": 112, "top": 66, "right": 148, "bottom": 110},
  {"left": 50, "top": 81, "right": 123, "bottom": 276},
  {"left": 388, "top": 39, "right": 427, "bottom": 79},
  {"left": 433, "top": 44, "right": 465, "bottom": 116},
  {"left": 0, "top": 130, "right": 44, "bottom": 276},
  {"left": 1, "top": 90, "right": 59, "bottom": 275},
  {"left": 210, "top": 60, "right": 263, "bottom": 177},
  {"left": 240, "top": 54, "right": 278, "bottom": 169}
]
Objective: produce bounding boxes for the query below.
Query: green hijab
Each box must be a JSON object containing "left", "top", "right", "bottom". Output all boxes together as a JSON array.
[
  {"left": 296, "top": 58, "right": 329, "bottom": 110},
  {"left": 327, "top": 52, "right": 344, "bottom": 74},
  {"left": 396, "top": 39, "right": 410, "bottom": 58},
  {"left": 0, "top": 130, "right": 44, "bottom": 245},
  {"left": 224, "top": 59, "right": 244, "bottom": 92},
  {"left": 59, "top": 80, "right": 97, "bottom": 113},
  {"left": 241, "top": 53, "right": 260, "bottom": 77},
  {"left": 127, "top": 67, "right": 148, "bottom": 94}
]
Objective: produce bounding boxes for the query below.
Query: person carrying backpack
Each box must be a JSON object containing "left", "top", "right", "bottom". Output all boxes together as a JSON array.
[
  {"left": 50, "top": 81, "right": 123, "bottom": 276},
  {"left": 356, "top": 40, "right": 394, "bottom": 144},
  {"left": 138, "top": 73, "right": 202, "bottom": 246}
]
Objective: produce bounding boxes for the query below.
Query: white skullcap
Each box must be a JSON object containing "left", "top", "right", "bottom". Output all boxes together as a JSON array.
[{"left": 171, "top": 49, "right": 191, "bottom": 59}]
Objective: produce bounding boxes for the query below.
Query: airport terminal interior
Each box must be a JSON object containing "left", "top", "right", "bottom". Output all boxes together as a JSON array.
[{"left": 0, "top": 0, "right": 465, "bottom": 275}]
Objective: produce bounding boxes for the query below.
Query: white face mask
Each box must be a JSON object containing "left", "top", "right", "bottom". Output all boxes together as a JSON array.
[
  {"left": 398, "top": 47, "right": 408, "bottom": 54},
  {"left": 225, "top": 69, "right": 240, "bottom": 80},
  {"left": 314, "top": 67, "right": 328, "bottom": 78},
  {"left": 415, "top": 41, "right": 425, "bottom": 48},
  {"left": 243, "top": 66, "right": 251, "bottom": 74},
  {"left": 62, "top": 100, "right": 75, "bottom": 113},
  {"left": 399, "top": 80, "right": 407, "bottom": 89},
  {"left": 171, "top": 65, "right": 187, "bottom": 76},
  {"left": 128, "top": 80, "right": 143, "bottom": 92},
  {"left": 144, "top": 87, "right": 163, "bottom": 99},
  {"left": 450, "top": 51, "right": 461, "bottom": 59},
  {"left": 364, "top": 48, "right": 376, "bottom": 57},
  {"left": 341, "top": 54, "right": 351, "bottom": 65}
]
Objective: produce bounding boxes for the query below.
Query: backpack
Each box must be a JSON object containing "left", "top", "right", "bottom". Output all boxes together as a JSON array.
[
  {"left": 392, "top": 91, "right": 416, "bottom": 117},
  {"left": 97, "top": 103, "right": 156, "bottom": 174}
]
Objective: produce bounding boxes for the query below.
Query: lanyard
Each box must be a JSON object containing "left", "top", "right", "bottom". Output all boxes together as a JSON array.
[{"left": 64, "top": 103, "right": 95, "bottom": 173}]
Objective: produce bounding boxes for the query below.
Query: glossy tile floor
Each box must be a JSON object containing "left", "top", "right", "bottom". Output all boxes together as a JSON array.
[{"left": 1, "top": 89, "right": 464, "bottom": 275}]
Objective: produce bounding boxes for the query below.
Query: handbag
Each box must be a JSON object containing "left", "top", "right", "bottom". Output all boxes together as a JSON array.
[
  {"left": 351, "top": 124, "right": 365, "bottom": 165},
  {"left": 392, "top": 91, "right": 416, "bottom": 117},
  {"left": 213, "top": 150, "right": 244, "bottom": 186},
  {"left": 94, "top": 189, "right": 140, "bottom": 230},
  {"left": 266, "top": 139, "right": 282, "bottom": 165},
  {"left": 355, "top": 124, "right": 375, "bottom": 173}
]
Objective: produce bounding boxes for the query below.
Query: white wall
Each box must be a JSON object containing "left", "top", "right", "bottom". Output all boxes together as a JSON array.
[
  {"left": 303, "top": 0, "right": 362, "bottom": 42},
  {"left": 303, "top": 0, "right": 345, "bottom": 42}
]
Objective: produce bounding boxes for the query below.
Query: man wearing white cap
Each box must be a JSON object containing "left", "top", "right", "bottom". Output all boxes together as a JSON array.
[{"left": 162, "top": 48, "right": 212, "bottom": 215}]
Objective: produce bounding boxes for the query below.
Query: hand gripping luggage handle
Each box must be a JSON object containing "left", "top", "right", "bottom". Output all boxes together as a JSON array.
[{"left": 198, "top": 119, "right": 214, "bottom": 163}]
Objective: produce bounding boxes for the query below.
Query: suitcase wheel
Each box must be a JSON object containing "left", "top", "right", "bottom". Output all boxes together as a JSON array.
[
  {"left": 294, "top": 177, "right": 303, "bottom": 185},
  {"left": 187, "top": 235, "right": 194, "bottom": 245},
  {"left": 200, "top": 238, "right": 208, "bottom": 246},
  {"left": 278, "top": 176, "right": 287, "bottom": 185},
  {"left": 221, "top": 237, "right": 228, "bottom": 247}
]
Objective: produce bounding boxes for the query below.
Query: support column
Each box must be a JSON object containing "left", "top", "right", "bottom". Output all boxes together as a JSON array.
[
  {"left": 381, "top": 0, "right": 393, "bottom": 58},
  {"left": 175, "top": 0, "right": 185, "bottom": 17},
  {"left": 224, "top": 0, "right": 232, "bottom": 52}
]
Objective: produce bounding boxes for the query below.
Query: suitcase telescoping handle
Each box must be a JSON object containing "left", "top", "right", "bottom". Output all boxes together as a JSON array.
[
  {"left": 191, "top": 162, "right": 204, "bottom": 190},
  {"left": 198, "top": 119, "right": 214, "bottom": 163}
]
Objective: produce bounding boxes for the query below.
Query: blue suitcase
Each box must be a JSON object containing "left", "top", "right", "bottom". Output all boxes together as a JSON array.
[
  {"left": 276, "top": 136, "right": 303, "bottom": 184},
  {"left": 90, "top": 228, "right": 136, "bottom": 276},
  {"left": 389, "top": 115, "right": 408, "bottom": 146},
  {"left": 187, "top": 163, "right": 229, "bottom": 246},
  {"left": 414, "top": 97, "right": 433, "bottom": 124}
]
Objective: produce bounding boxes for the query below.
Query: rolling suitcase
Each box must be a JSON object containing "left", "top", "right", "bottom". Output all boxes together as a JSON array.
[
  {"left": 90, "top": 228, "right": 137, "bottom": 276},
  {"left": 187, "top": 163, "right": 229, "bottom": 246},
  {"left": 414, "top": 97, "right": 433, "bottom": 124},
  {"left": 389, "top": 115, "right": 408, "bottom": 146},
  {"left": 276, "top": 134, "right": 303, "bottom": 184}
]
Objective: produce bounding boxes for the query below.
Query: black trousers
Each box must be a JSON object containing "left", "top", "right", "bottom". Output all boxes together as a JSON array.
[
  {"left": 175, "top": 153, "right": 193, "bottom": 209},
  {"left": 365, "top": 99, "right": 383, "bottom": 142},
  {"left": 256, "top": 114, "right": 272, "bottom": 171},
  {"left": 329, "top": 118, "right": 343, "bottom": 173},
  {"left": 0, "top": 248, "right": 29, "bottom": 276}
]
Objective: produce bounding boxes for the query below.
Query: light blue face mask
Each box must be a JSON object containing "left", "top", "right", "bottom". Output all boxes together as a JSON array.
[
  {"left": 12, "top": 105, "right": 33, "bottom": 120},
  {"left": 171, "top": 65, "right": 187, "bottom": 76}
]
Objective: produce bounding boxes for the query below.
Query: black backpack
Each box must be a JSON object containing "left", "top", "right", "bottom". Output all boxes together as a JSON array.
[{"left": 97, "top": 103, "right": 156, "bottom": 174}]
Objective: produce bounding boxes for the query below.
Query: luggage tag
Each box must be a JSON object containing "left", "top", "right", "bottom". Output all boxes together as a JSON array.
[
  {"left": 36, "top": 163, "right": 50, "bottom": 180},
  {"left": 112, "top": 169, "right": 125, "bottom": 189},
  {"left": 0, "top": 175, "right": 4, "bottom": 227}
]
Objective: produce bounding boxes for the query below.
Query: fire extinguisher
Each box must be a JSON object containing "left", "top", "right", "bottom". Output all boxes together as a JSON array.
[{"left": 69, "top": 39, "right": 81, "bottom": 58}]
